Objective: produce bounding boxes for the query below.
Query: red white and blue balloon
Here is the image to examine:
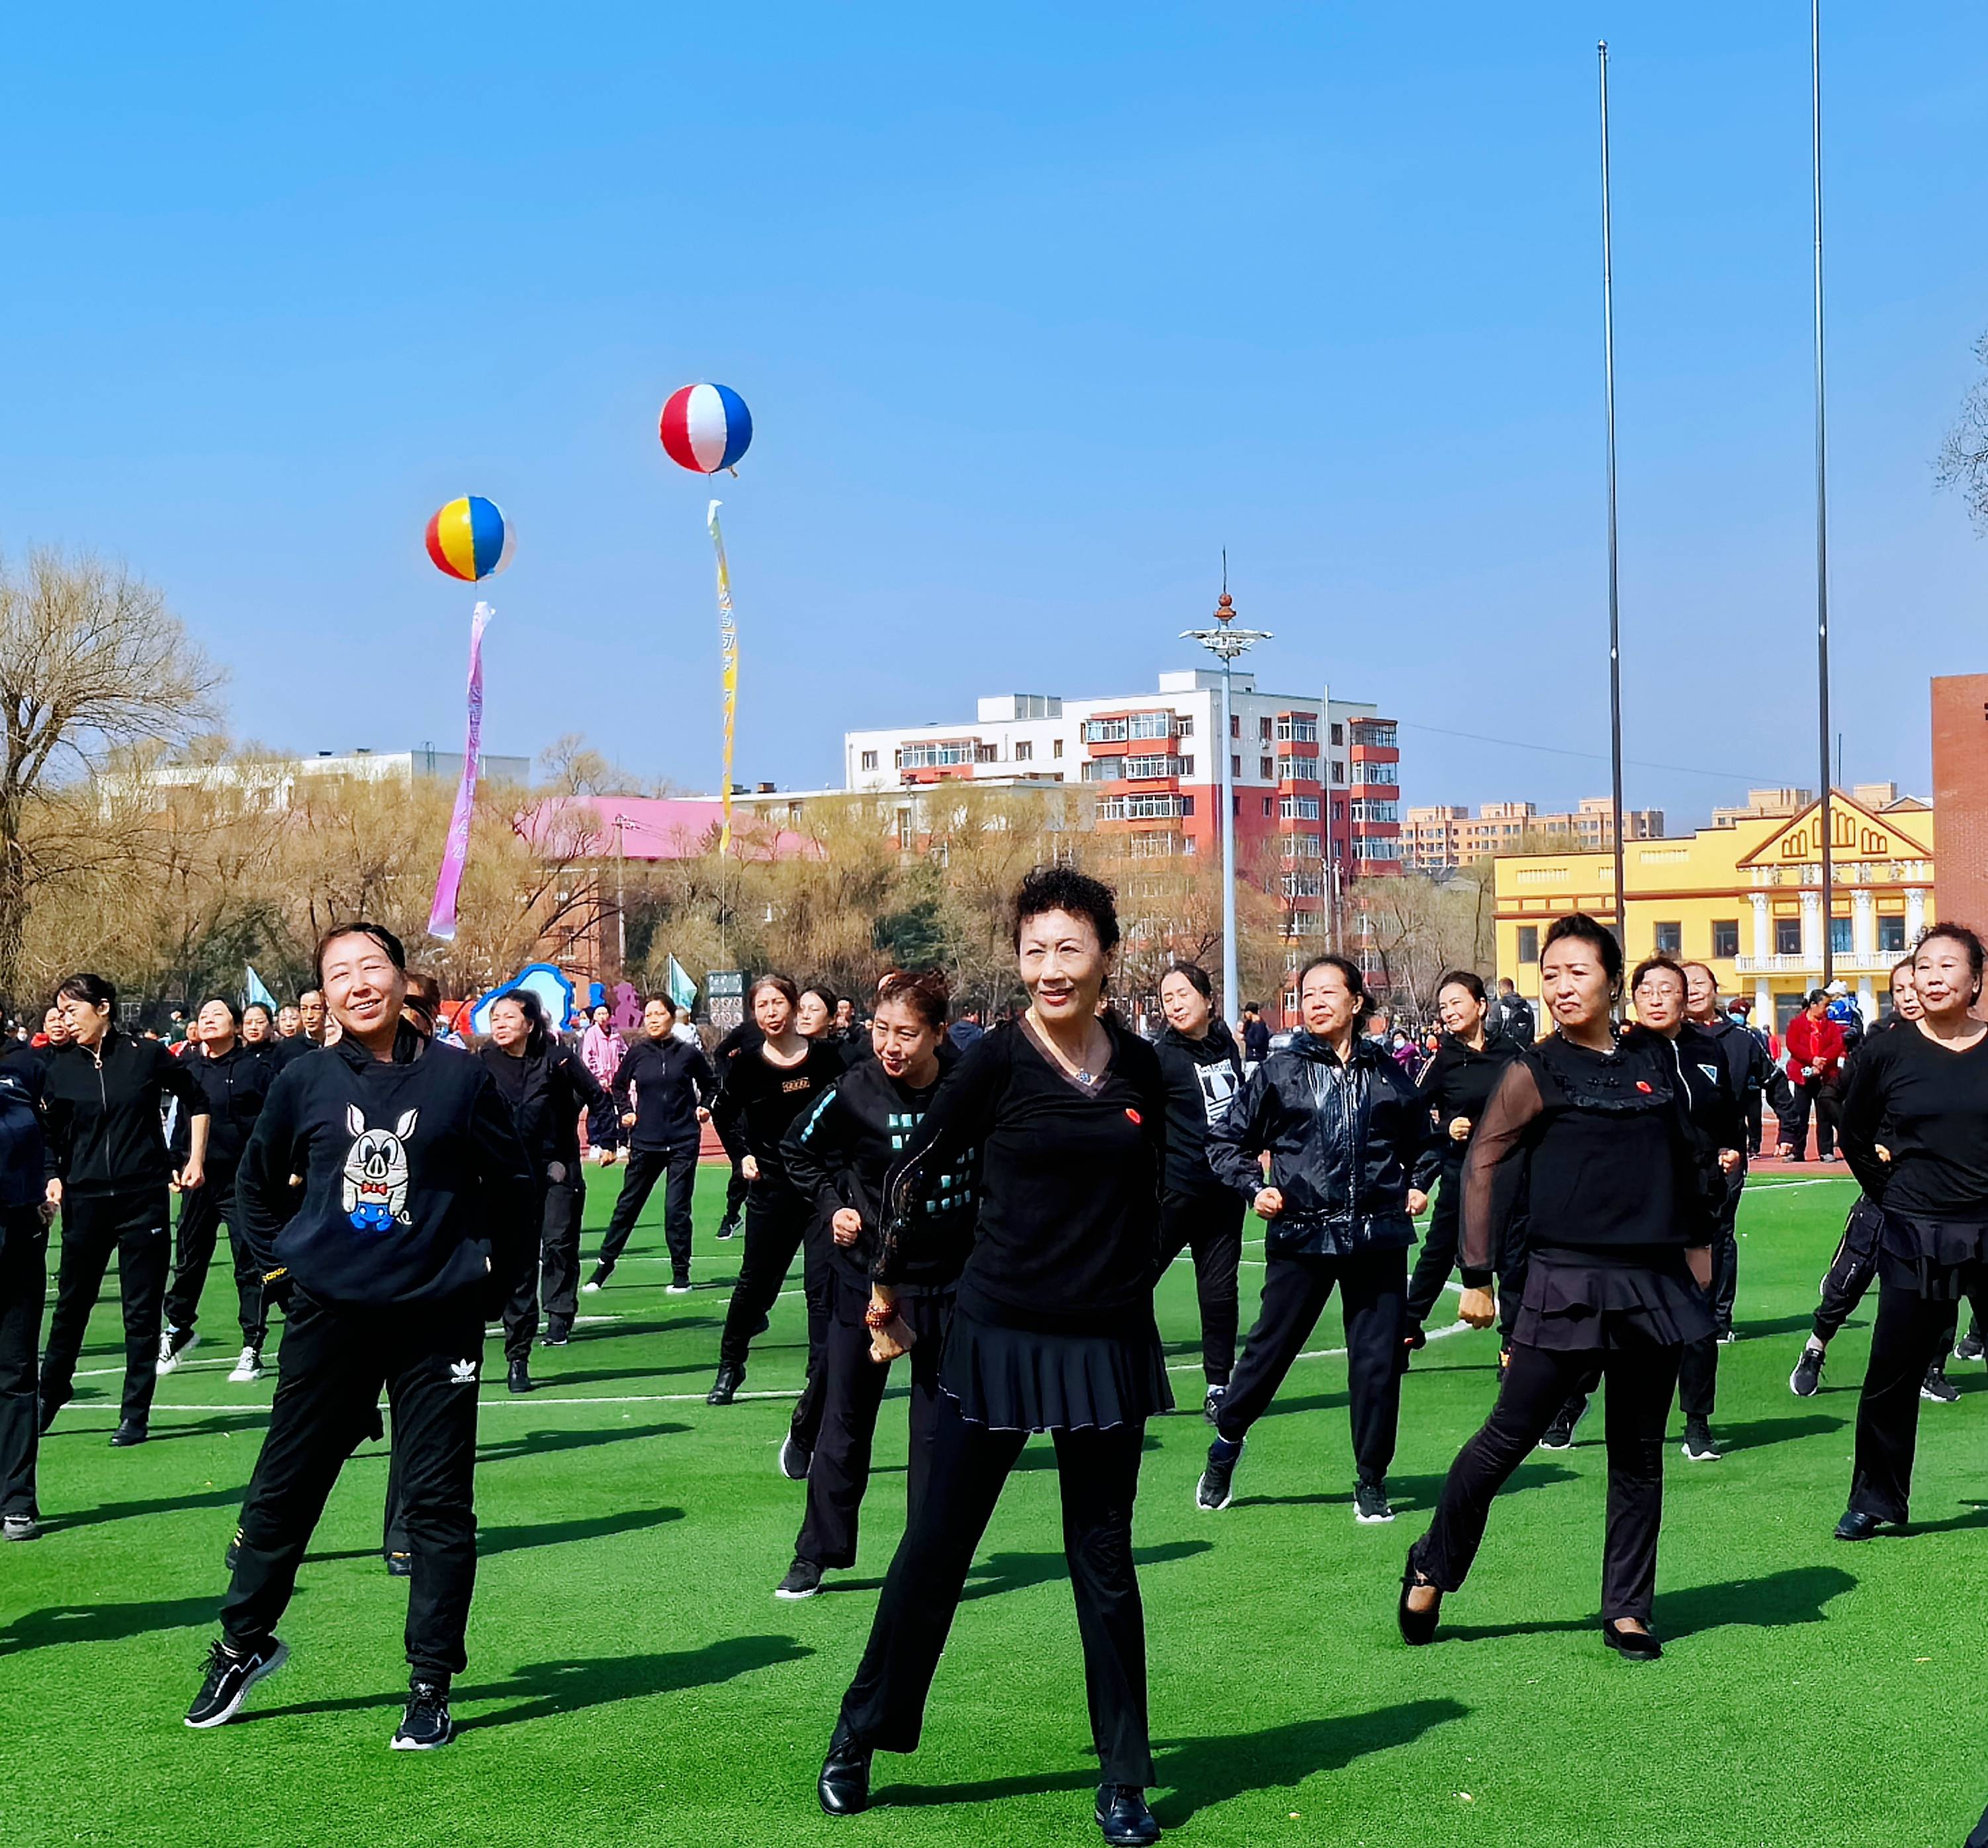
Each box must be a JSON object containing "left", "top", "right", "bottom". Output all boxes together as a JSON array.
[{"left": 659, "top": 382, "right": 752, "bottom": 474}]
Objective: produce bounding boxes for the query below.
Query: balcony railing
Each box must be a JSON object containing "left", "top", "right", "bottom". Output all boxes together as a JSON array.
[{"left": 1733, "top": 952, "right": 1902, "bottom": 977}]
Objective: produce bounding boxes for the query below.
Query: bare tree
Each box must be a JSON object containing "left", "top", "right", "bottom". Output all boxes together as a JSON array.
[
  {"left": 0, "top": 550, "right": 220, "bottom": 1004},
  {"left": 1936, "top": 331, "right": 1988, "bottom": 532}
]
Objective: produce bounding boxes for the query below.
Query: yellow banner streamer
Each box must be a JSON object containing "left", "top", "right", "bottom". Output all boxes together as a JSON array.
[{"left": 708, "top": 499, "right": 739, "bottom": 854}]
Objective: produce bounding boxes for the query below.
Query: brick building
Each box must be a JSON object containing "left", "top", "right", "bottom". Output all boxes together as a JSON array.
[
  {"left": 1932, "top": 673, "right": 1988, "bottom": 938},
  {"left": 1403, "top": 798, "right": 1664, "bottom": 876}
]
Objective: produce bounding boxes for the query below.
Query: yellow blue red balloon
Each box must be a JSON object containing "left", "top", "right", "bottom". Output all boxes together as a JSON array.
[{"left": 424, "top": 496, "right": 515, "bottom": 582}]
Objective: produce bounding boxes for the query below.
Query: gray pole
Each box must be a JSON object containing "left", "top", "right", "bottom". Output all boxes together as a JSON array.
[
  {"left": 1182, "top": 588, "right": 1272, "bottom": 1030},
  {"left": 1812, "top": 0, "right": 1836, "bottom": 985},
  {"left": 1599, "top": 40, "right": 1627, "bottom": 946}
]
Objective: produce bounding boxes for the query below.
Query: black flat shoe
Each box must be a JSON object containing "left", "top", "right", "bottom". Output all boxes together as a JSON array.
[
  {"left": 109, "top": 1419, "right": 149, "bottom": 1448},
  {"left": 1096, "top": 1784, "right": 1161, "bottom": 1846},
  {"left": 1834, "top": 1508, "right": 1891, "bottom": 1542},
  {"left": 817, "top": 1719, "right": 872, "bottom": 1816},
  {"left": 1601, "top": 1618, "right": 1662, "bottom": 1661},
  {"left": 707, "top": 1364, "right": 745, "bottom": 1406},
  {"left": 1398, "top": 1561, "right": 1442, "bottom": 1646}
]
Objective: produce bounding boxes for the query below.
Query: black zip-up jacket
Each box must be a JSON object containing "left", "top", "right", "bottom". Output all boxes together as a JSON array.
[
  {"left": 181, "top": 1041, "right": 281, "bottom": 1171},
  {"left": 1695, "top": 1014, "right": 1791, "bottom": 1133},
  {"left": 0, "top": 1057, "right": 46, "bottom": 1213},
  {"left": 480, "top": 1040, "right": 610, "bottom": 1172},
  {"left": 43, "top": 1033, "right": 210, "bottom": 1197},
  {"left": 1153, "top": 1020, "right": 1245, "bottom": 1198},
  {"left": 783, "top": 1043, "right": 973, "bottom": 1289},
  {"left": 1411, "top": 1028, "right": 1525, "bottom": 1191},
  {"left": 1619, "top": 1022, "right": 1746, "bottom": 1169},
  {"left": 1207, "top": 1032, "right": 1423, "bottom": 1257},
  {"left": 610, "top": 1035, "right": 716, "bottom": 1153},
  {"left": 238, "top": 1024, "right": 533, "bottom": 1310},
  {"left": 273, "top": 1033, "right": 324, "bottom": 1071},
  {"left": 713, "top": 1040, "right": 844, "bottom": 1187}
]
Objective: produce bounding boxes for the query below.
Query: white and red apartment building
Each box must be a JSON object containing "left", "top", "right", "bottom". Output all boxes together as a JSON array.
[{"left": 844, "top": 670, "right": 1403, "bottom": 1003}]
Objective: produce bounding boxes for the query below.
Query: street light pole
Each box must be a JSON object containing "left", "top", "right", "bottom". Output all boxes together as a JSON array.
[
  {"left": 1598, "top": 40, "right": 1628, "bottom": 946},
  {"left": 1182, "top": 588, "right": 1272, "bottom": 1030},
  {"left": 1811, "top": 0, "right": 1836, "bottom": 986}
]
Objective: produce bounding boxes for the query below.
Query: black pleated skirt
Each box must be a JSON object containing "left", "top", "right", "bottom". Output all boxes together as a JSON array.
[
  {"left": 1512, "top": 1249, "right": 1715, "bottom": 1352},
  {"left": 939, "top": 1310, "right": 1175, "bottom": 1432}
]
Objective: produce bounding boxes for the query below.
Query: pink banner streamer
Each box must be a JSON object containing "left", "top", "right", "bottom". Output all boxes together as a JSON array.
[{"left": 426, "top": 600, "right": 492, "bottom": 942}]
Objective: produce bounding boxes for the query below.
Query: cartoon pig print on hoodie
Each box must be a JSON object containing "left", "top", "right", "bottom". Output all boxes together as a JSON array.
[{"left": 341, "top": 1103, "right": 419, "bottom": 1232}]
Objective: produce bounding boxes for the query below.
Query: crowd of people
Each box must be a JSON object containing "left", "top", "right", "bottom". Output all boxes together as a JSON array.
[{"left": 3, "top": 875, "right": 1984, "bottom": 1844}]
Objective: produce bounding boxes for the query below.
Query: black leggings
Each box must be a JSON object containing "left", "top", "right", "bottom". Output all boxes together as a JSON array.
[
  {"left": 1405, "top": 1165, "right": 1464, "bottom": 1328},
  {"left": 1156, "top": 1190, "right": 1243, "bottom": 1386},
  {"left": 40, "top": 1187, "right": 172, "bottom": 1427},
  {"left": 1414, "top": 1338, "right": 1682, "bottom": 1622},
  {"left": 716, "top": 1180, "right": 817, "bottom": 1376},
  {"left": 839, "top": 1393, "right": 1152, "bottom": 1785}
]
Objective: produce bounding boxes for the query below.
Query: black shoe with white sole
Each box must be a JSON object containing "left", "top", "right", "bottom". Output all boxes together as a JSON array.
[
  {"left": 779, "top": 1431, "right": 813, "bottom": 1480},
  {"left": 1790, "top": 1341, "right": 1826, "bottom": 1398},
  {"left": 775, "top": 1557, "right": 823, "bottom": 1600},
  {"left": 1354, "top": 1482, "right": 1395, "bottom": 1524},
  {"left": 1196, "top": 1436, "right": 1243, "bottom": 1511},
  {"left": 1682, "top": 1419, "right": 1721, "bottom": 1462},
  {"left": 667, "top": 1273, "right": 693, "bottom": 1295},
  {"left": 185, "top": 1636, "right": 288, "bottom": 1727},
  {"left": 1538, "top": 1393, "right": 1589, "bottom": 1452},
  {"left": 580, "top": 1264, "right": 612, "bottom": 1295},
  {"left": 1921, "top": 1368, "right": 1960, "bottom": 1405},
  {"left": 1202, "top": 1384, "right": 1226, "bottom": 1426},
  {"left": 3, "top": 1513, "right": 40, "bottom": 1542},
  {"left": 392, "top": 1678, "right": 455, "bottom": 1750},
  {"left": 717, "top": 1213, "right": 741, "bottom": 1241},
  {"left": 1957, "top": 1327, "right": 1985, "bottom": 1364}
]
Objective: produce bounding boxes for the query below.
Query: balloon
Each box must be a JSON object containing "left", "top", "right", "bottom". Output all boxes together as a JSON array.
[
  {"left": 660, "top": 383, "right": 752, "bottom": 474},
  {"left": 425, "top": 495, "right": 516, "bottom": 582}
]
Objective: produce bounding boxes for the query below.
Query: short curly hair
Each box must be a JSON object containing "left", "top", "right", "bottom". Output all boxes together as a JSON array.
[{"left": 1013, "top": 865, "right": 1120, "bottom": 955}]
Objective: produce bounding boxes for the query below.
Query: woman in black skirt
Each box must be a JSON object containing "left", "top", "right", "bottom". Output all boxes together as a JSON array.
[
  {"left": 817, "top": 867, "right": 1171, "bottom": 1848},
  {"left": 1832, "top": 922, "right": 1988, "bottom": 1540},
  {"left": 1400, "top": 912, "right": 1717, "bottom": 1661},
  {"left": 1400, "top": 970, "right": 1521, "bottom": 1362},
  {"left": 775, "top": 969, "right": 973, "bottom": 1599}
]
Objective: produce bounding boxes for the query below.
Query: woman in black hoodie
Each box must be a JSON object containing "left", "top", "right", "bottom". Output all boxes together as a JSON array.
[
  {"left": 1152, "top": 962, "right": 1246, "bottom": 1422},
  {"left": 39, "top": 973, "right": 210, "bottom": 1447},
  {"left": 1197, "top": 953, "right": 1426, "bottom": 1524},
  {"left": 185, "top": 922, "right": 532, "bottom": 1751},
  {"left": 776, "top": 969, "right": 974, "bottom": 1600},
  {"left": 1401, "top": 971, "right": 1521, "bottom": 1363},
  {"left": 478, "top": 989, "right": 610, "bottom": 1388}
]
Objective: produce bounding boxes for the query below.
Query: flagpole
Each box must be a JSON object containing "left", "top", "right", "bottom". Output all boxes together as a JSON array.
[
  {"left": 1599, "top": 40, "right": 1627, "bottom": 947},
  {"left": 1811, "top": 0, "right": 1836, "bottom": 985}
]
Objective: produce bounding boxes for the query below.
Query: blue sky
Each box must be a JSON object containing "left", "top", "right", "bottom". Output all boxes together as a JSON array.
[{"left": 3, "top": 3, "right": 1984, "bottom": 828}]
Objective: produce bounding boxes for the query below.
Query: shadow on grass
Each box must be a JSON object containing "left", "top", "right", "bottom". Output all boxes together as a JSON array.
[
  {"left": 303, "top": 1505, "right": 687, "bottom": 1566},
  {"left": 578, "top": 1315, "right": 727, "bottom": 1342},
  {"left": 0, "top": 1597, "right": 217, "bottom": 1657},
  {"left": 1905, "top": 1499, "right": 1988, "bottom": 1536},
  {"left": 1234, "top": 1463, "right": 1574, "bottom": 1514},
  {"left": 1255, "top": 1391, "right": 1349, "bottom": 1422},
  {"left": 1436, "top": 1563, "right": 1857, "bottom": 1644},
  {"left": 1732, "top": 1313, "right": 1823, "bottom": 1341},
  {"left": 956, "top": 1540, "right": 1212, "bottom": 1605},
  {"left": 247, "top": 1634, "right": 813, "bottom": 1728},
  {"left": 476, "top": 1423, "right": 689, "bottom": 1465},
  {"left": 527, "top": 1362, "right": 715, "bottom": 1387},
  {"left": 880, "top": 1699, "right": 1469, "bottom": 1825},
  {"left": 1707, "top": 1412, "right": 1845, "bottom": 1451},
  {"left": 44, "top": 1483, "right": 248, "bottom": 1534}
]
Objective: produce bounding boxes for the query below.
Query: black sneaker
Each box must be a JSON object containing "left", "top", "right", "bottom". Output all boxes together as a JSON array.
[
  {"left": 1921, "top": 1369, "right": 1960, "bottom": 1405},
  {"left": 1790, "top": 1341, "right": 1826, "bottom": 1398},
  {"left": 716, "top": 1213, "right": 741, "bottom": 1242},
  {"left": 185, "top": 1636, "right": 288, "bottom": 1728},
  {"left": 506, "top": 1359, "right": 533, "bottom": 1395},
  {"left": 1537, "top": 1408, "right": 1577, "bottom": 1452},
  {"left": 386, "top": 1551, "right": 413, "bottom": 1578},
  {"left": 778, "top": 1431, "right": 813, "bottom": 1480},
  {"left": 3, "top": 1513, "right": 40, "bottom": 1542},
  {"left": 1196, "top": 1436, "right": 1243, "bottom": 1511},
  {"left": 667, "top": 1272, "right": 692, "bottom": 1296},
  {"left": 109, "top": 1419, "right": 148, "bottom": 1448},
  {"left": 1354, "top": 1482, "right": 1395, "bottom": 1524},
  {"left": 580, "top": 1264, "right": 612, "bottom": 1295},
  {"left": 1682, "top": 1418, "right": 1721, "bottom": 1462},
  {"left": 1957, "top": 1327, "right": 1986, "bottom": 1364},
  {"left": 774, "top": 1557, "right": 823, "bottom": 1600},
  {"left": 391, "top": 1677, "right": 455, "bottom": 1750},
  {"left": 541, "top": 1323, "right": 570, "bottom": 1348},
  {"left": 1202, "top": 1384, "right": 1226, "bottom": 1426}
]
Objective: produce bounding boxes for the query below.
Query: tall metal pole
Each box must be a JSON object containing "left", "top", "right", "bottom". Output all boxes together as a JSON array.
[
  {"left": 1183, "top": 588, "right": 1272, "bottom": 1030},
  {"left": 1598, "top": 41, "right": 1627, "bottom": 945},
  {"left": 1812, "top": 0, "right": 1836, "bottom": 984}
]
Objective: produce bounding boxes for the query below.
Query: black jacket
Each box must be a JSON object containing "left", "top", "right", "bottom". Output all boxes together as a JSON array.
[
  {"left": 1493, "top": 992, "right": 1536, "bottom": 1045},
  {"left": 238, "top": 1024, "right": 534, "bottom": 1310},
  {"left": 783, "top": 1043, "right": 973, "bottom": 1289},
  {"left": 1411, "top": 1028, "right": 1525, "bottom": 1190},
  {"left": 181, "top": 1042, "right": 281, "bottom": 1170},
  {"left": 610, "top": 1035, "right": 716, "bottom": 1153},
  {"left": 0, "top": 1057, "right": 46, "bottom": 1213},
  {"left": 273, "top": 1034, "right": 324, "bottom": 1071},
  {"left": 43, "top": 1033, "right": 210, "bottom": 1198},
  {"left": 1152, "top": 1020, "right": 1245, "bottom": 1198},
  {"left": 1208, "top": 1033, "right": 1423, "bottom": 1257},
  {"left": 1619, "top": 1022, "right": 1746, "bottom": 1167},
  {"left": 1242, "top": 1017, "right": 1271, "bottom": 1063},
  {"left": 479, "top": 1039, "right": 610, "bottom": 1172},
  {"left": 1695, "top": 1014, "right": 1791, "bottom": 1133}
]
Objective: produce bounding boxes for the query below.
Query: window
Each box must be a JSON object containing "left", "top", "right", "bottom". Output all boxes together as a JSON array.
[
  {"left": 1350, "top": 799, "right": 1398, "bottom": 823},
  {"left": 1286, "top": 834, "right": 1322, "bottom": 858},
  {"left": 1178, "top": 755, "right": 1193, "bottom": 777},
  {"left": 1259, "top": 756, "right": 1275, "bottom": 780},
  {"left": 1330, "top": 760, "right": 1346, "bottom": 784},
  {"left": 1711, "top": 918, "right": 1739, "bottom": 959},
  {"left": 1653, "top": 922, "right": 1682, "bottom": 955},
  {"left": 1128, "top": 711, "right": 1173, "bottom": 740},
  {"left": 1351, "top": 721, "right": 1398, "bottom": 749},
  {"left": 1829, "top": 916, "right": 1852, "bottom": 955},
  {"left": 1081, "top": 757, "right": 1125, "bottom": 782},
  {"left": 1879, "top": 914, "right": 1906, "bottom": 953},
  {"left": 1082, "top": 719, "right": 1129, "bottom": 744},
  {"left": 1052, "top": 739, "right": 1063, "bottom": 758},
  {"left": 1354, "top": 837, "right": 1400, "bottom": 861},
  {"left": 1276, "top": 756, "right": 1320, "bottom": 783},
  {"left": 975, "top": 742, "right": 999, "bottom": 764},
  {"left": 1275, "top": 714, "right": 1319, "bottom": 743},
  {"left": 1286, "top": 910, "right": 1324, "bottom": 936},
  {"left": 1775, "top": 917, "right": 1802, "bottom": 955},
  {"left": 1230, "top": 715, "right": 1240, "bottom": 738},
  {"left": 1231, "top": 754, "right": 1242, "bottom": 778},
  {"left": 1351, "top": 761, "right": 1399, "bottom": 785},
  {"left": 1128, "top": 831, "right": 1180, "bottom": 858},
  {"left": 1015, "top": 740, "right": 1033, "bottom": 762},
  {"left": 1330, "top": 800, "right": 1346, "bottom": 822},
  {"left": 1262, "top": 797, "right": 1273, "bottom": 817},
  {"left": 1280, "top": 796, "right": 1321, "bottom": 820},
  {"left": 1330, "top": 723, "right": 1345, "bottom": 746},
  {"left": 1281, "top": 871, "right": 1324, "bottom": 897},
  {"left": 1258, "top": 717, "right": 1273, "bottom": 741},
  {"left": 1283, "top": 989, "right": 1299, "bottom": 1016},
  {"left": 859, "top": 750, "right": 878, "bottom": 771},
  {"left": 1096, "top": 794, "right": 1190, "bottom": 820},
  {"left": 1518, "top": 926, "right": 1539, "bottom": 964},
  {"left": 1175, "top": 715, "right": 1193, "bottom": 738},
  {"left": 1124, "top": 754, "right": 1185, "bottom": 779},
  {"left": 898, "top": 741, "right": 975, "bottom": 769}
]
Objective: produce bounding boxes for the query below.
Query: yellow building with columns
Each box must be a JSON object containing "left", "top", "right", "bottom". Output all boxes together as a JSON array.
[{"left": 1492, "top": 790, "right": 1935, "bottom": 1033}]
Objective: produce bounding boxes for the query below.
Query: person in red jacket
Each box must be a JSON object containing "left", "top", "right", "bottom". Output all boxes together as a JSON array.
[{"left": 1778, "top": 990, "right": 1847, "bottom": 1162}]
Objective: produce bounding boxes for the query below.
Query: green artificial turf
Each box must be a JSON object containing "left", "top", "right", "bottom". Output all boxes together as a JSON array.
[{"left": 5, "top": 1172, "right": 1985, "bottom": 1847}]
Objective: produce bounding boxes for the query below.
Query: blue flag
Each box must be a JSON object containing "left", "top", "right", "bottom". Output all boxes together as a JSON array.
[
  {"left": 666, "top": 955, "right": 698, "bottom": 1012},
  {"left": 245, "top": 965, "right": 277, "bottom": 1011}
]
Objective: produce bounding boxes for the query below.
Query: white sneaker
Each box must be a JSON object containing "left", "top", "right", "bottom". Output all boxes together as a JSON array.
[
  {"left": 156, "top": 1329, "right": 196, "bottom": 1374},
  {"left": 580, "top": 1280, "right": 601, "bottom": 1295},
  {"left": 228, "top": 1346, "right": 263, "bottom": 1384}
]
